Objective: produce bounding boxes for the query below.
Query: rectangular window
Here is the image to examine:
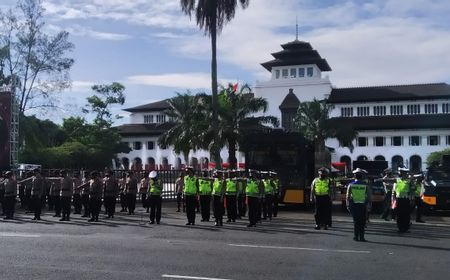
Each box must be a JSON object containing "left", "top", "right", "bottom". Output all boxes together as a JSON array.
[
  {"left": 275, "top": 70, "right": 280, "bottom": 79},
  {"left": 357, "top": 137, "right": 368, "bottom": 147},
  {"left": 373, "top": 106, "right": 386, "bottom": 116},
  {"left": 133, "top": 141, "right": 142, "bottom": 150},
  {"left": 147, "top": 141, "right": 154, "bottom": 150},
  {"left": 282, "top": 69, "right": 289, "bottom": 78},
  {"left": 442, "top": 103, "right": 450, "bottom": 114},
  {"left": 390, "top": 105, "right": 403, "bottom": 115},
  {"left": 156, "top": 115, "right": 166, "bottom": 123},
  {"left": 374, "top": 136, "right": 385, "bottom": 147},
  {"left": 341, "top": 107, "right": 354, "bottom": 117},
  {"left": 407, "top": 105, "right": 420, "bottom": 115},
  {"left": 425, "top": 104, "right": 438, "bottom": 114},
  {"left": 307, "top": 67, "right": 314, "bottom": 77},
  {"left": 447, "top": 135, "right": 450, "bottom": 145},
  {"left": 428, "top": 135, "right": 440, "bottom": 146},
  {"left": 409, "top": 136, "right": 421, "bottom": 146},
  {"left": 357, "top": 106, "right": 370, "bottom": 116},
  {"left": 392, "top": 136, "right": 403, "bottom": 146},
  {"left": 298, "top": 68, "right": 305, "bottom": 77},
  {"left": 290, "top": 68, "right": 296, "bottom": 78},
  {"left": 144, "top": 115, "right": 154, "bottom": 124}
]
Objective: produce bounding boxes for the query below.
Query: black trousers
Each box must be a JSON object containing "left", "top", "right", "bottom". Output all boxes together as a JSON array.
[
  {"left": 0, "top": 190, "right": 5, "bottom": 214},
  {"left": 381, "top": 191, "right": 393, "bottom": 219},
  {"left": 176, "top": 193, "right": 184, "bottom": 211},
  {"left": 52, "top": 195, "right": 61, "bottom": 216},
  {"left": 3, "top": 196, "right": 16, "bottom": 218},
  {"left": 104, "top": 196, "right": 116, "bottom": 217},
  {"left": 126, "top": 193, "right": 136, "bottom": 214},
  {"left": 89, "top": 197, "right": 101, "bottom": 219},
  {"left": 185, "top": 195, "right": 197, "bottom": 224},
  {"left": 263, "top": 194, "right": 273, "bottom": 219},
  {"left": 314, "top": 195, "right": 331, "bottom": 227},
  {"left": 81, "top": 194, "right": 90, "bottom": 216},
  {"left": 273, "top": 192, "right": 279, "bottom": 217},
  {"left": 396, "top": 198, "right": 411, "bottom": 232},
  {"left": 247, "top": 196, "right": 259, "bottom": 226},
  {"left": 226, "top": 195, "right": 237, "bottom": 221},
  {"left": 149, "top": 195, "right": 162, "bottom": 223},
  {"left": 237, "top": 194, "right": 246, "bottom": 217},
  {"left": 32, "top": 195, "right": 42, "bottom": 219},
  {"left": 350, "top": 202, "right": 367, "bottom": 240},
  {"left": 213, "top": 195, "right": 224, "bottom": 221},
  {"left": 120, "top": 193, "right": 127, "bottom": 209},
  {"left": 200, "top": 195, "right": 211, "bottom": 221},
  {"left": 414, "top": 197, "right": 424, "bottom": 221},
  {"left": 141, "top": 193, "right": 148, "bottom": 208},
  {"left": 73, "top": 194, "right": 82, "bottom": 214},
  {"left": 60, "top": 196, "right": 71, "bottom": 218}
]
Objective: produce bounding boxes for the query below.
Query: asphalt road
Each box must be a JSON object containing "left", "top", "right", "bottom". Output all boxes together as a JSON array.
[{"left": 1, "top": 203, "right": 449, "bottom": 280}]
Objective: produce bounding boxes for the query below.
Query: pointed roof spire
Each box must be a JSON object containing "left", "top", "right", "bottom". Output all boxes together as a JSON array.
[{"left": 296, "top": 16, "right": 299, "bottom": 41}]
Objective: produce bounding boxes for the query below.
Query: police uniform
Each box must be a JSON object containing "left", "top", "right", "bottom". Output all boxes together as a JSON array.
[
  {"left": 50, "top": 174, "right": 62, "bottom": 217},
  {"left": 412, "top": 174, "right": 425, "bottom": 223},
  {"left": 310, "top": 168, "right": 332, "bottom": 230},
  {"left": 346, "top": 168, "right": 371, "bottom": 241},
  {"left": 225, "top": 173, "right": 238, "bottom": 223},
  {"left": 148, "top": 171, "right": 163, "bottom": 224},
  {"left": 125, "top": 172, "right": 138, "bottom": 215},
  {"left": 81, "top": 173, "right": 91, "bottom": 217},
  {"left": 60, "top": 171, "right": 73, "bottom": 221},
  {"left": 140, "top": 175, "right": 149, "bottom": 213},
  {"left": 212, "top": 172, "right": 225, "bottom": 226},
  {"left": 72, "top": 174, "right": 82, "bottom": 214},
  {"left": 381, "top": 169, "right": 396, "bottom": 221},
  {"left": 3, "top": 171, "right": 17, "bottom": 219},
  {"left": 393, "top": 168, "right": 413, "bottom": 232},
  {"left": 271, "top": 173, "right": 280, "bottom": 217},
  {"left": 103, "top": 172, "right": 119, "bottom": 218},
  {"left": 184, "top": 168, "right": 198, "bottom": 225},
  {"left": 262, "top": 174, "right": 274, "bottom": 220},
  {"left": 31, "top": 171, "right": 45, "bottom": 220},
  {"left": 199, "top": 175, "right": 212, "bottom": 222},
  {"left": 246, "top": 173, "right": 262, "bottom": 227},
  {"left": 88, "top": 172, "right": 102, "bottom": 222}
]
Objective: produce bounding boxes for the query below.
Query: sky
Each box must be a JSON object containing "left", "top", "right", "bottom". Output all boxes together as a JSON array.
[{"left": 1, "top": 0, "right": 450, "bottom": 124}]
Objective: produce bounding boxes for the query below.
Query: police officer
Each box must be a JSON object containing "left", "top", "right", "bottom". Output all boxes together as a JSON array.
[
  {"left": 103, "top": 170, "right": 119, "bottom": 219},
  {"left": 118, "top": 172, "right": 128, "bottom": 213},
  {"left": 392, "top": 167, "right": 413, "bottom": 233},
  {"left": 310, "top": 167, "right": 332, "bottom": 230},
  {"left": 60, "top": 170, "right": 73, "bottom": 221},
  {"left": 31, "top": 169, "right": 45, "bottom": 220},
  {"left": 175, "top": 172, "right": 185, "bottom": 212},
  {"left": 184, "top": 167, "right": 198, "bottom": 225},
  {"left": 246, "top": 171, "right": 262, "bottom": 227},
  {"left": 381, "top": 168, "right": 396, "bottom": 221},
  {"left": 125, "top": 171, "right": 138, "bottom": 215},
  {"left": 198, "top": 171, "right": 213, "bottom": 222},
  {"left": 225, "top": 171, "right": 238, "bottom": 223},
  {"left": 236, "top": 170, "right": 247, "bottom": 219},
  {"left": 262, "top": 172, "right": 274, "bottom": 220},
  {"left": 80, "top": 172, "right": 91, "bottom": 217},
  {"left": 88, "top": 171, "right": 102, "bottom": 222},
  {"left": 3, "top": 171, "right": 17, "bottom": 219},
  {"left": 50, "top": 171, "right": 62, "bottom": 218},
  {"left": 140, "top": 171, "right": 150, "bottom": 213},
  {"left": 412, "top": 174, "right": 425, "bottom": 223},
  {"left": 270, "top": 172, "right": 280, "bottom": 218},
  {"left": 72, "top": 172, "right": 82, "bottom": 214},
  {"left": 148, "top": 171, "right": 163, "bottom": 224},
  {"left": 346, "top": 168, "right": 371, "bottom": 242},
  {"left": 212, "top": 171, "right": 225, "bottom": 226}
]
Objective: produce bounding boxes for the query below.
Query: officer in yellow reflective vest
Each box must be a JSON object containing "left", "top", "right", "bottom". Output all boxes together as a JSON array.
[
  {"left": 270, "top": 172, "right": 280, "bottom": 218},
  {"left": 310, "top": 167, "right": 332, "bottom": 230},
  {"left": 184, "top": 167, "right": 198, "bottom": 226},
  {"left": 246, "top": 171, "right": 262, "bottom": 227},
  {"left": 412, "top": 174, "right": 425, "bottom": 223},
  {"left": 148, "top": 171, "right": 163, "bottom": 224},
  {"left": 346, "top": 168, "right": 371, "bottom": 242},
  {"left": 262, "top": 172, "right": 274, "bottom": 220},
  {"left": 392, "top": 167, "right": 413, "bottom": 233},
  {"left": 225, "top": 171, "right": 238, "bottom": 223},
  {"left": 198, "top": 171, "right": 213, "bottom": 222},
  {"left": 212, "top": 171, "right": 225, "bottom": 226}
]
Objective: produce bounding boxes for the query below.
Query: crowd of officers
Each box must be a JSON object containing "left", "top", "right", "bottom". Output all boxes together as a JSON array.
[
  {"left": 311, "top": 166, "right": 427, "bottom": 242},
  {"left": 0, "top": 167, "right": 281, "bottom": 228}
]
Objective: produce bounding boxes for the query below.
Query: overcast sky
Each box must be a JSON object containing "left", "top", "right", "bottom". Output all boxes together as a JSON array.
[{"left": 2, "top": 0, "right": 450, "bottom": 124}]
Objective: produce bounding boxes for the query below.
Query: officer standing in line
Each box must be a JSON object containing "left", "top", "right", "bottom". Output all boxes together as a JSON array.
[
  {"left": 175, "top": 172, "right": 185, "bottom": 212},
  {"left": 103, "top": 170, "right": 119, "bottom": 219},
  {"left": 72, "top": 172, "right": 82, "bottom": 214},
  {"left": 262, "top": 172, "right": 274, "bottom": 220},
  {"left": 80, "top": 171, "right": 91, "bottom": 217},
  {"left": 3, "top": 171, "right": 17, "bottom": 219},
  {"left": 346, "top": 168, "right": 371, "bottom": 242},
  {"left": 270, "top": 172, "right": 280, "bottom": 218},
  {"left": 310, "top": 167, "right": 332, "bottom": 230},
  {"left": 184, "top": 167, "right": 198, "bottom": 225},
  {"left": 30, "top": 169, "right": 45, "bottom": 220},
  {"left": 412, "top": 174, "right": 425, "bottom": 223},
  {"left": 212, "top": 171, "right": 225, "bottom": 226},
  {"left": 88, "top": 171, "right": 102, "bottom": 222},
  {"left": 60, "top": 170, "right": 73, "bottom": 221},
  {"left": 119, "top": 172, "right": 128, "bottom": 213},
  {"left": 140, "top": 171, "right": 149, "bottom": 213},
  {"left": 392, "top": 167, "right": 413, "bottom": 233},
  {"left": 246, "top": 171, "right": 262, "bottom": 227},
  {"left": 198, "top": 171, "right": 213, "bottom": 222},
  {"left": 125, "top": 171, "right": 138, "bottom": 215},
  {"left": 148, "top": 170, "right": 163, "bottom": 224},
  {"left": 23, "top": 172, "right": 33, "bottom": 212},
  {"left": 235, "top": 170, "right": 246, "bottom": 219},
  {"left": 50, "top": 171, "right": 62, "bottom": 218},
  {"left": 225, "top": 171, "right": 238, "bottom": 223},
  {"left": 381, "top": 168, "right": 396, "bottom": 221}
]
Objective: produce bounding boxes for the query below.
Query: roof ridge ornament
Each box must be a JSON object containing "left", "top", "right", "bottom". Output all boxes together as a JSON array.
[{"left": 296, "top": 16, "right": 299, "bottom": 41}]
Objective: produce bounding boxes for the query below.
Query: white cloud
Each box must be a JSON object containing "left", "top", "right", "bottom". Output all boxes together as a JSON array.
[{"left": 126, "top": 72, "right": 235, "bottom": 89}]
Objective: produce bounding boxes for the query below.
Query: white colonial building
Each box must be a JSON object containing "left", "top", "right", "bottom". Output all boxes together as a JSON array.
[{"left": 117, "top": 38, "right": 450, "bottom": 172}]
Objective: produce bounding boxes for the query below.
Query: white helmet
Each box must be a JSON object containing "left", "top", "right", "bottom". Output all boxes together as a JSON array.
[{"left": 149, "top": 171, "right": 157, "bottom": 178}]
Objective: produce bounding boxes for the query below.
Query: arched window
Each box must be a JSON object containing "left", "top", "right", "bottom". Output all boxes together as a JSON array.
[
  {"left": 175, "top": 157, "right": 182, "bottom": 170},
  {"left": 147, "top": 157, "right": 155, "bottom": 170},
  {"left": 201, "top": 157, "right": 209, "bottom": 169},
  {"left": 357, "top": 155, "right": 368, "bottom": 161},
  {"left": 410, "top": 155, "right": 422, "bottom": 173},
  {"left": 132, "top": 157, "right": 142, "bottom": 171},
  {"left": 190, "top": 157, "right": 199, "bottom": 169},
  {"left": 121, "top": 157, "right": 129, "bottom": 170},
  {"left": 392, "top": 155, "right": 404, "bottom": 172},
  {"left": 374, "top": 155, "right": 386, "bottom": 161},
  {"left": 340, "top": 155, "right": 352, "bottom": 173}
]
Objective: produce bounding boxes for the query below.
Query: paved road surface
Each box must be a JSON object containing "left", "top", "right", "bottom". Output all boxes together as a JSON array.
[{"left": 0, "top": 203, "right": 449, "bottom": 280}]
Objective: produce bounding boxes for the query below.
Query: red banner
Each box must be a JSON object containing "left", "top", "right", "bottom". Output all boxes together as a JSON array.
[{"left": 0, "top": 91, "right": 11, "bottom": 170}]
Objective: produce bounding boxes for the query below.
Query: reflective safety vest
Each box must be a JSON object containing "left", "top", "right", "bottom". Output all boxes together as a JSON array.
[
  {"left": 226, "top": 179, "right": 237, "bottom": 194},
  {"left": 246, "top": 180, "right": 259, "bottom": 197},
  {"left": 350, "top": 184, "right": 366, "bottom": 203},
  {"left": 315, "top": 179, "right": 329, "bottom": 196},
  {"left": 414, "top": 182, "right": 421, "bottom": 197},
  {"left": 184, "top": 176, "right": 197, "bottom": 195},
  {"left": 149, "top": 179, "right": 162, "bottom": 196},
  {"left": 263, "top": 179, "right": 273, "bottom": 195},
  {"left": 272, "top": 179, "right": 280, "bottom": 192},
  {"left": 199, "top": 179, "right": 212, "bottom": 195},
  {"left": 212, "top": 179, "right": 222, "bottom": 196},
  {"left": 395, "top": 179, "right": 409, "bottom": 198}
]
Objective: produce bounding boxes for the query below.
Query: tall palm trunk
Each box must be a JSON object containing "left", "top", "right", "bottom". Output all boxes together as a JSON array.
[
  {"left": 227, "top": 137, "right": 237, "bottom": 169},
  {"left": 210, "top": 5, "right": 221, "bottom": 168},
  {"left": 314, "top": 138, "right": 328, "bottom": 172}
]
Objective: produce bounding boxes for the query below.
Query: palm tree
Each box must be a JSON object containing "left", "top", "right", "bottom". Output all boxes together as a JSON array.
[
  {"left": 180, "top": 0, "right": 250, "bottom": 167},
  {"left": 205, "top": 84, "right": 278, "bottom": 169},
  {"left": 294, "top": 98, "right": 358, "bottom": 170}
]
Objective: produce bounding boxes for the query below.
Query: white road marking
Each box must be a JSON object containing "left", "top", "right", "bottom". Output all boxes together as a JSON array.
[
  {"left": 0, "top": 232, "right": 41, "bottom": 238},
  {"left": 162, "top": 275, "right": 233, "bottom": 280},
  {"left": 228, "top": 244, "right": 370, "bottom": 254}
]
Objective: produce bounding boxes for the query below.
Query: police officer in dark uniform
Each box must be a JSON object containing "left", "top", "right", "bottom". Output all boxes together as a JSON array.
[
  {"left": 125, "top": 171, "right": 138, "bottom": 215},
  {"left": 184, "top": 167, "right": 198, "bottom": 225},
  {"left": 88, "top": 171, "right": 102, "bottom": 222},
  {"left": 60, "top": 170, "right": 73, "bottom": 221},
  {"left": 31, "top": 169, "right": 45, "bottom": 220},
  {"left": 246, "top": 171, "right": 262, "bottom": 227},
  {"left": 347, "top": 168, "right": 371, "bottom": 242},
  {"left": 103, "top": 170, "right": 119, "bottom": 219}
]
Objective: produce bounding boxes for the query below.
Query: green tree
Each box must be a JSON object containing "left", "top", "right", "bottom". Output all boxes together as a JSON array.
[
  {"left": 294, "top": 99, "right": 358, "bottom": 170},
  {"left": 0, "top": 0, "right": 74, "bottom": 112},
  {"left": 427, "top": 148, "right": 450, "bottom": 167},
  {"left": 180, "top": 0, "right": 250, "bottom": 167}
]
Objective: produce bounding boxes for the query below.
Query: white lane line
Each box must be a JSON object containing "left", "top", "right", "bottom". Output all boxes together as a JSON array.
[
  {"left": 0, "top": 233, "right": 41, "bottom": 238},
  {"left": 162, "top": 275, "right": 232, "bottom": 280},
  {"left": 228, "top": 244, "right": 370, "bottom": 254}
]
